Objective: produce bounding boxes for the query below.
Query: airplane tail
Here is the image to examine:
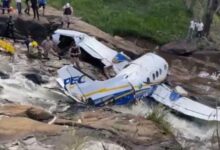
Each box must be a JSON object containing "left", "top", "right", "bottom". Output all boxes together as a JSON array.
[{"left": 57, "top": 65, "right": 94, "bottom": 102}]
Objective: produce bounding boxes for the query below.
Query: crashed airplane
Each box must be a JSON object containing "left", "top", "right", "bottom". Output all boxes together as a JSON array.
[{"left": 54, "top": 29, "right": 220, "bottom": 122}]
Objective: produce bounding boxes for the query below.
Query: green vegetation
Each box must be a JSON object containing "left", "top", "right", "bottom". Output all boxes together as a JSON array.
[
  {"left": 147, "top": 105, "right": 171, "bottom": 134},
  {"left": 50, "top": 0, "right": 191, "bottom": 44}
]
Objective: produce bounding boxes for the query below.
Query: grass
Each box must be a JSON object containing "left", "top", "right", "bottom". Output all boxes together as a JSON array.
[
  {"left": 147, "top": 105, "right": 171, "bottom": 134},
  {"left": 49, "top": 0, "right": 191, "bottom": 44}
]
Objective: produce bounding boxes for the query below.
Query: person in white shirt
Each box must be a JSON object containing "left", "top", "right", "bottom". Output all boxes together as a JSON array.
[
  {"left": 16, "top": 0, "right": 22, "bottom": 15},
  {"left": 187, "top": 19, "right": 196, "bottom": 40},
  {"left": 196, "top": 21, "right": 204, "bottom": 38}
]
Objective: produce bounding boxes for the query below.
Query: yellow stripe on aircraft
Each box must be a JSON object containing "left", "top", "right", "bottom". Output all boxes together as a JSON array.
[{"left": 84, "top": 84, "right": 130, "bottom": 97}]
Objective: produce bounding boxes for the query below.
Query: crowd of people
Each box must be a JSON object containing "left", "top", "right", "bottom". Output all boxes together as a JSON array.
[
  {"left": 0, "top": 1, "right": 79, "bottom": 66},
  {"left": 0, "top": 0, "right": 73, "bottom": 24},
  {"left": 0, "top": 0, "right": 46, "bottom": 19},
  {"left": 188, "top": 19, "right": 204, "bottom": 40}
]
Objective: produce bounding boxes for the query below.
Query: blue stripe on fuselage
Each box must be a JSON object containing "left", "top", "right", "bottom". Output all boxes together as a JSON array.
[{"left": 91, "top": 86, "right": 157, "bottom": 106}]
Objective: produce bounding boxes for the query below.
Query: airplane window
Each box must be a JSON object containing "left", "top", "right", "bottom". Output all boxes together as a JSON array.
[
  {"left": 164, "top": 65, "right": 167, "bottom": 70},
  {"left": 153, "top": 74, "right": 155, "bottom": 80},
  {"left": 156, "top": 71, "right": 159, "bottom": 77},
  {"left": 159, "top": 69, "right": 162, "bottom": 74},
  {"left": 147, "top": 78, "right": 150, "bottom": 83}
]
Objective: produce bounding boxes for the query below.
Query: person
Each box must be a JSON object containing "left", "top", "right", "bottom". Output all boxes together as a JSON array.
[
  {"left": 103, "top": 65, "right": 116, "bottom": 79},
  {"left": 30, "top": 0, "right": 39, "bottom": 20},
  {"left": 16, "top": 0, "right": 22, "bottom": 15},
  {"left": 196, "top": 20, "right": 204, "bottom": 38},
  {"left": 4, "top": 16, "right": 15, "bottom": 42},
  {"left": 187, "top": 19, "right": 196, "bottom": 40},
  {"left": 29, "top": 40, "right": 41, "bottom": 58},
  {"left": 69, "top": 42, "right": 81, "bottom": 68},
  {"left": 24, "top": 0, "right": 30, "bottom": 15},
  {"left": 41, "top": 36, "right": 54, "bottom": 59},
  {"left": 38, "top": 0, "right": 46, "bottom": 16},
  {"left": 62, "top": 3, "right": 73, "bottom": 28},
  {"left": 2, "top": 0, "right": 10, "bottom": 14},
  {"left": 24, "top": 35, "right": 32, "bottom": 54}
]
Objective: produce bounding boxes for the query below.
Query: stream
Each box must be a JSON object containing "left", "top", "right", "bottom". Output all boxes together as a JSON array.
[{"left": 0, "top": 42, "right": 219, "bottom": 150}]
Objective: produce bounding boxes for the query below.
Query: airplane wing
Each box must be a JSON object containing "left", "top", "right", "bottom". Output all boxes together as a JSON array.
[
  {"left": 151, "top": 84, "right": 220, "bottom": 121},
  {"left": 53, "top": 29, "right": 130, "bottom": 72}
]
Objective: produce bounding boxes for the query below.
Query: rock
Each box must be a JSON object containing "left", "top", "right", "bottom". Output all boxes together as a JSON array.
[
  {"left": 0, "top": 16, "right": 50, "bottom": 41},
  {"left": 175, "top": 86, "right": 188, "bottom": 96},
  {"left": 54, "top": 109, "right": 180, "bottom": 149},
  {"left": 26, "top": 107, "right": 54, "bottom": 121},
  {"left": 78, "top": 140, "right": 125, "bottom": 150},
  {"left": 24, "top": 73, "right": 48, "bottom": 85},
  {"left": 0, "top": 71, "right": 9, "bottom": 79},
  {"left": 0, "top": 104, "right": 53, "bottom": 121},
  {"left": 0, "top": 116, "right": 62, "bottom": 142},
  {"left": 160, "top": 40, "right": 197, "bottom": 55}
]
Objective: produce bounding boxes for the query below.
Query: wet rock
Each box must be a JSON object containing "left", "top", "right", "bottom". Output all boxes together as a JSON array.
[
  {"left": 0, "top": 15, "right": 50, "bottom": 42},
  {"left": 24, "top": 73, "right": 48, "bottom": 85},
  {"left": 0, "top": 71, "right": 9, "bottom": 79}
]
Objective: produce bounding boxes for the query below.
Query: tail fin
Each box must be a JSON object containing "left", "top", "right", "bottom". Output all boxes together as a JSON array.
[
  {"left": 57, "top": 65, "right": 94, "bottom": 102},
  {"left": 57, "top": 65, "right": 94, "bottom": 89}
]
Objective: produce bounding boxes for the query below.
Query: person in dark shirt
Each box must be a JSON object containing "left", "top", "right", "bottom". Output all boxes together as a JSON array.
[
  {"left": 4, "top": 16, "right": 15, "bottom": 42},
  {"left": 30, "top": 0, "right": 39, "bottom": 20},
  {"left": 69, "top": 42, "right": 81, "bottom": 68},
  {"left": 24, "top": 35, "right": 32, "bottom": 55},
  {"left": 24, "top": 0, "right": 30, "bottom": 15},
  {"left": 62, "top": 3, "right": 73, "bottom": 28}
]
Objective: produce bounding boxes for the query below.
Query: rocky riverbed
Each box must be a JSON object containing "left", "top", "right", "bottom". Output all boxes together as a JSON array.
[{"left": 0, "top": 6, "right": 220, "bottom": 150}]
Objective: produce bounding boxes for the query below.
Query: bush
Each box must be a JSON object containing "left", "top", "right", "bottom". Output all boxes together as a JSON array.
[{"left": 147, "top": 105, "right": 171, "bottom": 134}]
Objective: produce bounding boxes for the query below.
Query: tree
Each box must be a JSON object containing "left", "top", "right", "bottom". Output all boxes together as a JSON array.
[{"left": 203, "top": 0, "right": 219, "bottom": 36}]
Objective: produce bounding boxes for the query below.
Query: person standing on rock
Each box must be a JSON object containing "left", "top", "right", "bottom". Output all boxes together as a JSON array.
[
  {"left": 31, "top": 0, "right": 39, "bottom": 20},
  {"left": 62, "top": 3, "right": 73, "bottom": 28},
  {"left": 38, "top": 0, "right": 46, "bottom": 16},
  {"left": 2, "top": 0, "right": 10, "bottom": 14},
  {"left": 41, "top": 36, "right": 54, "bottom": 59},
  {"left": 69, "top": 42, "right": 81, "bottom": 68},
  {"left": 24, "top": 35, "right": 32, "bottom": 55},
  {"left": 4, "top": 16, "right": 15, "bottom": 42},
  {"left": 187, "top": 19, "right": 196, "bottom": 40},
  {"left": 196, "top": 20, "right": 204, "bottom": 38},
  {"left": 16, "top": 0, "right": 22, "bottom": 15},
  {"left": 24, "top": 0, "right": 30, "bottom": 15}
]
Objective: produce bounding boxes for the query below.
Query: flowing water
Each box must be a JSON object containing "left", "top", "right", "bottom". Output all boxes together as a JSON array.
[{"left": 0, "top": 43, "right": 219, "bottom": 149}]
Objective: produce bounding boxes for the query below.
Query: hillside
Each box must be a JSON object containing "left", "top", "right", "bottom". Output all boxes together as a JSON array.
[{"left": 50, "top": 0, "right": 191, "bottom": 44}]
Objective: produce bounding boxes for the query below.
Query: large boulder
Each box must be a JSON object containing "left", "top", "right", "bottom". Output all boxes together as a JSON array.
[
  {"left": 0, "top": 104, "right": 53, "bottom": 121},
  {"left": 0, "top": 116, "right": 63, "bottom": 142},
  {"left": 160, "top": 40, "right": 197, "bottom": 55}
]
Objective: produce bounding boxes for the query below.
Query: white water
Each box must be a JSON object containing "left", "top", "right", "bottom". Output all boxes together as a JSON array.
[
  {"left": 113, "top": 102, "right": 218, "bottom": 149},
  {"left": 0, "top": 44, "right": 219, "bottom": 149}
]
